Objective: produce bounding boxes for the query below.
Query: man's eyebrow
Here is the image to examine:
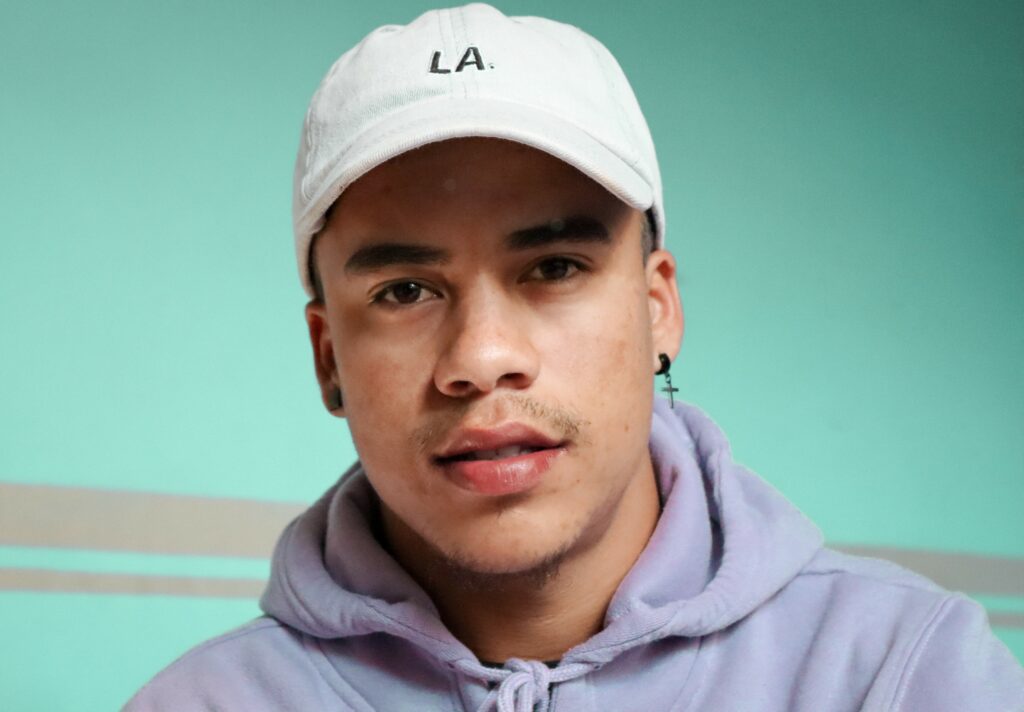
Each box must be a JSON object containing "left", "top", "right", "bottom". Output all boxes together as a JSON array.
[
  {"left": 343, "top": 216, "right": 611, "bottom": 275},
  {"left": 505, "top": 215, "right": 611, "bottom": 251},
  {"left": 344, "top": 243, "right": 452, "bottom": 275}
]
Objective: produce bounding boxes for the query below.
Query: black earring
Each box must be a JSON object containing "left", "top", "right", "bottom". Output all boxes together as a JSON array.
[
  {"left": 327, "top": 388, "right": 343, "bottom": 412},
  {"left": 656, "top": 353, "right": 678, "bottom": 408}
]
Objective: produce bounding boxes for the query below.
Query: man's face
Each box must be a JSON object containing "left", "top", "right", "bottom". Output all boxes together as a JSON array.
[{"left": 306, "top": 138, "right": 682, "bottom": 577}]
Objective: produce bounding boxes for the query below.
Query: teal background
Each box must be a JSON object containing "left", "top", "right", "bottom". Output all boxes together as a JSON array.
[{"left": 1, "top": 0, "right": 1021, "bottom": 709}]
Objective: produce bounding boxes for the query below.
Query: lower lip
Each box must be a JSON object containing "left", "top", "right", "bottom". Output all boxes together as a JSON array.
[{"left": 438, "top": 447, "right": 567, "bottom": 496}]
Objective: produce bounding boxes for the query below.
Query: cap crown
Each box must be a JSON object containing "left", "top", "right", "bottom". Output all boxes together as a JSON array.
[{"left": 294, "top": 3, "right": 663, "bottom": 297}]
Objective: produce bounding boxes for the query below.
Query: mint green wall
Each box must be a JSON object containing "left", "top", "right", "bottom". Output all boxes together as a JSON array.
[{"left": 1, "top": 1, "right": 1021, "bottom": 709}]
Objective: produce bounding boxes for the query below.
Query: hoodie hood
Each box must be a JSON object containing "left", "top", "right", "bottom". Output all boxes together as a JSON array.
[{"left": 260, "top": 397, "right": 823, "bottom": 705}]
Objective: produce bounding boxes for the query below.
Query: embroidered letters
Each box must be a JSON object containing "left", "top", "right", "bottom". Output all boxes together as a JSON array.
[{"left": 429, "top": 46, "right": 487, "bottom": 74}]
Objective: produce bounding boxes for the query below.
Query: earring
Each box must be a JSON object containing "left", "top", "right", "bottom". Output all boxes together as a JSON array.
[
  {"left": 327, "top": 387, "right": 343, "bottom": 412},
  {"left": 656, "top": 353, "right": 678, "bottom": 408}
]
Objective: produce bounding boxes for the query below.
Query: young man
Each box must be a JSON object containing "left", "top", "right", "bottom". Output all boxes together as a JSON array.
[{"left": 126, "top": 4, "right": 1023, "bottom": 710}]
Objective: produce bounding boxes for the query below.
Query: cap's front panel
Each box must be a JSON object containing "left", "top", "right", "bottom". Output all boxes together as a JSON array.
[{"left": 293, "top": 3, "right": 665, "bottom": 296}]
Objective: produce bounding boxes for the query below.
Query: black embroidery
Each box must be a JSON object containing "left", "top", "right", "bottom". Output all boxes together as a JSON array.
[
  {"left": 429, "top": 51, "right": 451, "bottom": 74},
  {"left": 428, "top": 46, "right": 486, "bottom": 74},
  {"left": 455, "top": 46, "right": 484, "bottom": 72}
]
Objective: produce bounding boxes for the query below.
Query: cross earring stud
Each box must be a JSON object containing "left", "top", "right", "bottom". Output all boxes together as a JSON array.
[{"left": 656, "top": 353, "right": 678, "bottom": 408}]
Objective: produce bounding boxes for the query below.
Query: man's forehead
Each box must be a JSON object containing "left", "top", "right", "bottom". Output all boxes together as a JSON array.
[
  {"left": 339, "top": 137, "right": 609, "bottom": 198},
  {"left": 320, "top": 138, "right": 632, "bottom": 236}
]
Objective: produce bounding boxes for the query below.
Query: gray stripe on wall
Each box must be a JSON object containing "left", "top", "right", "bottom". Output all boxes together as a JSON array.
[
  {"left": 0, "top": 481, "right": 303, "bottom": 558},
  {"left": 834, "top": 545, "right": 1024, "bottom": 598},
  {"left": 0, "top": 568, "right": 265, "bottom": 598},
  {"left": 989, "top": 612, "right": 1024, "bottom": 630},
  {"left": 1, "top": 481, "right": 1023, "bottom": 598}
]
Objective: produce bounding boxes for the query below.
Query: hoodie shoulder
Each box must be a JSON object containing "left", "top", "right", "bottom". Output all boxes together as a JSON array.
[
  {"left": 793, "top": 548, "right": 1024, "bottom": 710},
  {"left": 122, "top": 617, "right": 375, "bottom": 712},
  {"left": 800, "top": 547, "right": 946, "bottom": 593}
]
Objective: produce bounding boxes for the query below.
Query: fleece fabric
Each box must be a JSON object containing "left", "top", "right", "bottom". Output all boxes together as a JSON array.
[{"left": 125, "top": 397, "right": 1024, "bottom": 711}]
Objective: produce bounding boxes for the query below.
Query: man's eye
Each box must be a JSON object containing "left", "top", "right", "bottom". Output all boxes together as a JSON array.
[
  {"left": 373, "top": 281, "right": 437, "bottom": 306},
  {"left": 527, "top": 257, "right": 584, "bottom": 282}
]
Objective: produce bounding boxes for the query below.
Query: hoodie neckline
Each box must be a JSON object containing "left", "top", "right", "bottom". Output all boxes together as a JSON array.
[{"left": 260, "top": 397, "right": 823, "bottom": 673}]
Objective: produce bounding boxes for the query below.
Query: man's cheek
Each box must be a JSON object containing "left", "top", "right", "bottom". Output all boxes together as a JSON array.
[
  {"left": 553, "top": 311, "right": 628, "bottom": 378},
  {"left": 346, "top": 348, "right": 409, "bottom": 403}
]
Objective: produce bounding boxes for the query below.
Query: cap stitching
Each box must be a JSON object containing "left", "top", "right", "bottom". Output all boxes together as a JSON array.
[
  {"left": 438, "top": 8, "right": 456, "bottom": 100},
  {"left": 452, "top": 7, "right": 467, "bottom": 100},
  {"left": 581, "top": 34, "right": 641, "bottom": 170}
]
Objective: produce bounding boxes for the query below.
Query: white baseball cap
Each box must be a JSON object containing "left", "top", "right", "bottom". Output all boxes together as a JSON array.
[{"left": 293, "top": 2, "right": 664, "bottom": 298}]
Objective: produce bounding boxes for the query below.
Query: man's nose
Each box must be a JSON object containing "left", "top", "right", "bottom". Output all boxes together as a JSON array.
[{"left": 432, "top": 286, "right": 540, "bottom": 399}]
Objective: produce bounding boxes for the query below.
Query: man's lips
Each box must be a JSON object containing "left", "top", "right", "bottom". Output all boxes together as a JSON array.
[
  {"left": 433, "top": 422, "right": 566, "bottom": 462},
  {"left": 433, "top": 422, "right": 569, "bottom": 496}
]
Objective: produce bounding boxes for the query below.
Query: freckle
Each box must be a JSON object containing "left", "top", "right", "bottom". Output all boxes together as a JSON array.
[{"left": 442, "top": 178, "right": 457, "bottom": 192}]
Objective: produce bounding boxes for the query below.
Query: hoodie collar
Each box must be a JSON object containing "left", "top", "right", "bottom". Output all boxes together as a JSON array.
[{"left": 260, "top": 397, "right": 823, "bottom": 675}]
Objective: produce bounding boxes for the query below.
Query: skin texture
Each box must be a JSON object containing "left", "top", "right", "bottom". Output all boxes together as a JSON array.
[{"left": 305, "top": 137, "right": 684, "bottom": 661}]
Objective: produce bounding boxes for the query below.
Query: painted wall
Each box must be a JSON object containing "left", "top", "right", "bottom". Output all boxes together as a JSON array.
[{"left": 1, "top": 1, "right": 1021, "bottom": 709}]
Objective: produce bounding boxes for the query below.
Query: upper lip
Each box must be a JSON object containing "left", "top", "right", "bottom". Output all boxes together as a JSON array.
[{"left": 434, "top": 423, "right": 566, "bottom": 461}]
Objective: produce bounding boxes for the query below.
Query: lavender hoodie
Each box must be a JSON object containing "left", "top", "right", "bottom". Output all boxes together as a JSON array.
[{"left": 125, "top": 398, "right": 1024, "bottom": 711}]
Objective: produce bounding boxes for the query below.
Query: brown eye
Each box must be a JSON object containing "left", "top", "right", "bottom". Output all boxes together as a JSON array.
[
  {"left": 390, "top": 282, "right": 423, "bottom": 303},
  {"left": 528, "top": 258, "right": 582, "bottom": 282},
  {"left": 374, "top": 281, "right": 436, "bottom": 306}
]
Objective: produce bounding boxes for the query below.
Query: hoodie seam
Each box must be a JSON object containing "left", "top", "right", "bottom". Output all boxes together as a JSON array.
[
  {"left": 301, "top": 635, "right": 379, "bottom": 712},
  {"left": 364, "top": 599, "right": 466, "bottom": 657},
  {"left": 794, "top": 566, "right": 943, "bottom": 595},
  {"left": 886, "top": 594, "right": 956, "bottom": 712},
  {"left": 449, "top": 666, "right": 478, "bottom": 712},
  {"left": 570, "top": 618, "right": 676, "bottom": 662},
  {"left": 666, "top": 633, "right": 710, "bottom": 712}
]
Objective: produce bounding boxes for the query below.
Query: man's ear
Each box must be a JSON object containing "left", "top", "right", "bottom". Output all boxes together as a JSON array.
[
  {"left": 645, "top": 249, "right": 684, "bottom": 372},
  {"left": 304, "top": 300, "right": 345, "bottom": 417}
]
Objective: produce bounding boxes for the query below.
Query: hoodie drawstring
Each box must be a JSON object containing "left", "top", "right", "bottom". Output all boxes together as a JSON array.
[{"left": 457, "top": 658, "right": 595, "bottom": 712}]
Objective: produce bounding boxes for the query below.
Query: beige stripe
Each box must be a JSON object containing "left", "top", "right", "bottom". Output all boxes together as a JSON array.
[
  {"left": 834, "top": 545, "right": 1024, "bottom": 597},
  {"left": 0, "top": 568, "right": 265, "bottom": 598},
  {"left": 989, "top": 611, "right": 1024, "bottom": 630},
  {"left": 0, "top": 482, "right": 303, "bottom": 558},
  {"left": 1, "top": 482, "right": 1022, "bottom": 597}
]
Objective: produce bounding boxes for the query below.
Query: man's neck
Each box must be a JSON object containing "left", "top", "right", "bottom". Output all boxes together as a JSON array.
[{"left": 383, "top": 457, "right": 661, "bottom": 663}]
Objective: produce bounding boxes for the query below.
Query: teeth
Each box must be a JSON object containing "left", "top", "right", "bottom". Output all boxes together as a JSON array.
[{"left": 462, "top": 445, "right": 542, "bottom": 461}]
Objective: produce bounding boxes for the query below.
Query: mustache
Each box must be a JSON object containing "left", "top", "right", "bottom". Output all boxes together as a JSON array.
[{"left": 411, "top": 393, "right": 589, "bottom": 456}]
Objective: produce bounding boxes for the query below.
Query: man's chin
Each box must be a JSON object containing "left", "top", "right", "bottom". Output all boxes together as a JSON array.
[
  {"left": 379, "top": 498, "right": 586, "bottom": 594},
  {"left": 430, "top": 541, "right": 573, "bottom": 593}
]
